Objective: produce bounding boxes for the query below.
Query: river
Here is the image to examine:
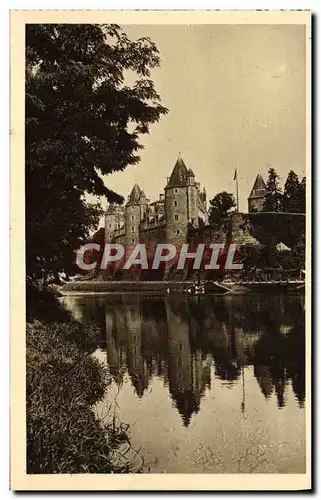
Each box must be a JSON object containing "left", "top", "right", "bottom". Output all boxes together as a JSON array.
[{"left": 62, "top": 292, "right": 306, "bottom": 474}]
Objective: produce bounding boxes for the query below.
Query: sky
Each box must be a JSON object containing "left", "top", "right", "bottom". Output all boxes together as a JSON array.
[{"left": 99, "top": 24, "right": 306, "bottom": 214}]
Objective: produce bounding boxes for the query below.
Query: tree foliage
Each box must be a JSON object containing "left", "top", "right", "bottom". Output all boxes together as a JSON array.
[
  {"left": 262, "top": 168, "right": 283, "bottom": 212},
  {"left": 283, "top": 171, "right": 306, "bottom": 213},
  {"left": 262, "top": 168, "right": 305, "bottom": 214},
  {"left": 26, "top": 24, "right": 168, "bottom": 281},
  {"left": 208, "top": 191, "right": 236, "bottom": 227}
]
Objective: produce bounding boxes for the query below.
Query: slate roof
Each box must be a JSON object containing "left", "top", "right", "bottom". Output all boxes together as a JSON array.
[
  {"left": 248, "top": 174, "right": 267, "bottom": 199},
  {"left": 128, "top": 183, "right": 143, "bottom": 204},
  {"left": 166, "top": 156, "right": 189, "bottom": 188},
  {"left": 106, "top": 203, "right": 124, "bottom": 215},
  {"left": 106, "top": 203, "right": 116, "bottom": 215}
]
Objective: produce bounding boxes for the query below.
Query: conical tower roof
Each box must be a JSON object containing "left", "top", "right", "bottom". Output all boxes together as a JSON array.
[
  {"left": 248, "top": 173, "right": 267, "bottom": 199},
  {"left": 166, "top": 155, "right": 189, "bottom": 188},
  {"left": 106, "top": 203, "right": 116, "bottom": 215},
  {"left": 128, "top": 183, "right": 142, "bottom": 204},
  {"left": 171, "top": 390, "right": 200, "bottom": 427}
]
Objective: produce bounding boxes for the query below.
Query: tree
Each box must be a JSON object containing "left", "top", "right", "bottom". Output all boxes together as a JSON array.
[
  {"left": 283, "top": 170, "right": 305, "bottom": 213},
  {"left": 291, "top": 236, "right": 306, "bottom": 269},
  {"left": 296, "top": 176, "right": 306, "bottom": 214},
  {"left": 237, "top": 244, "right": 262, "bottom": 273},
  {"left": 208, "top": 192, "right": 236, "bottom": 227},
  {"left": 283, "top": 170, "right": 300, "bottom": 207},
  {"left": 26, "top": 24, "right": 168, "bottom": 281},
  {"left": 262, "top": 168, "right": 283, "bottom": 212}
]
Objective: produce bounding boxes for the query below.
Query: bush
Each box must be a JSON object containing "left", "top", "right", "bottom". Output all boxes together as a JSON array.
[{"left": 26, "top": 320, "right": 141, "bottom": 473}]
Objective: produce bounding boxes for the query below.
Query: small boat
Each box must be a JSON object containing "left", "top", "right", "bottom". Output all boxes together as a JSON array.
[{"left": 184, "top": 284, "right": 205, "bottom": 295}]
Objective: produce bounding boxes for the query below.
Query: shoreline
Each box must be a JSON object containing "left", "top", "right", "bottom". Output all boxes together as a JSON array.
[
  {"left": 60, "top": 279, "right": 305, "bottom": 295},
  {"left": 60, "top": 280, "right": 197, "bottom": 295}
]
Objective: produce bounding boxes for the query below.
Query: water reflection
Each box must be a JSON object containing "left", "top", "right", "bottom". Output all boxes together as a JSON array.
[{"left": 65, "top": 294, "right": 305, "bottom": 428}]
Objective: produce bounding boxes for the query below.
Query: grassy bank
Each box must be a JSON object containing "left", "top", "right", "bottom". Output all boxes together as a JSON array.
[{"left": 26, "top": 287, "right": 140, "bottom": 473}]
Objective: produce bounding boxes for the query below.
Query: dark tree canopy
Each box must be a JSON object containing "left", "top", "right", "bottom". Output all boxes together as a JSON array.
[
  {"left": 208, "top": 191, "right": 236, "bottom": 227},
  {"left": 283, "top": 171, "right": 306, "bottom": 213},
  {"left": 262, "top": 168, "right": 284, "bottom": 212},
  {"left": 26, "top": 24, "right": 168, "bottom": 281}
]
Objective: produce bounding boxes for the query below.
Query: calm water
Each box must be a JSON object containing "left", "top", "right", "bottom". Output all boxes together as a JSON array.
[{"left": 62, "top": 293, "right": 306, "bottom": 473}]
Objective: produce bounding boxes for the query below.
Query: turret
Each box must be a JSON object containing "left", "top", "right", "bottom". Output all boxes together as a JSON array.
[
  {"left": 105, "top": 203, "right": 124, "bottom": 243},
  {"left": 165, "top": 156, "right": 191, "bottom": 246},
  {"left": 187, "top": 169, "right": 195, "bottom": 186},
  {"left": 125, "top": 183, "right": 143, "bottom": 248},
  {"left": 248, "top": 174, "right": 267, "bottom": 213}
]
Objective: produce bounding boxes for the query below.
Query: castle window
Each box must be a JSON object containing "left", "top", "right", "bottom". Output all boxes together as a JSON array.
[
  {"left": 174, "top": 214, "right": 178, "bottom": 221},
  {"left": 174, "top": 200, "right": 177, "bottom": 207},
  {"left": 176, "top": 229, "right": 180, "bottom": 235},
  {"left": 131, "top": 215, "right": 135, "bottom": 221},
  {"left": 175, "top": 189, "right": 178, "bottom": 194},
  {"left": 131, "top": 226, "right": 135, "bottom": 232},
  {"left": 132, "top": 238, "right": 135, "bottom": 243},
  {"left": 109, "top": 224, "right": 112, "bottom": 228}
]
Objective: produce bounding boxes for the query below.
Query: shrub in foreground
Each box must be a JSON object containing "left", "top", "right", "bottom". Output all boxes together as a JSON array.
[{"left": 27, "top": 321, "right": 141, "bottom": 473}]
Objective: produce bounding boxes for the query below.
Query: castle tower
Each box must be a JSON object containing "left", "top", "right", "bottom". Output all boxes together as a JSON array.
[
  {"left": 248, "top": 174, "right": 267, "bottom": 213},
  {"left": 125, "top": 183, "right": 145, "bottom": 249},
  {"left": 165, "top": 155, "right": 198, "bottom": 247},
  {"left": 105, "top": 203, "right": 124, "bottom": 243}
]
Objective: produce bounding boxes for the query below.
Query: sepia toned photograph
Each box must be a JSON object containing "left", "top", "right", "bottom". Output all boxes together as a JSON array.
[{"left": 10, "top": 10, "right": 311, "bottom": 491}]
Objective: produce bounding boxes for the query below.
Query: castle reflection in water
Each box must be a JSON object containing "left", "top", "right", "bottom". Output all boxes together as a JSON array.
[{"left": 69, "top": 294, "right": 305, "bottom": 427}]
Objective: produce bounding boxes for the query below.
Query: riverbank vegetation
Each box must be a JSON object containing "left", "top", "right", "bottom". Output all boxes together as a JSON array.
[{"left": 27, "top": 287, "right": 141, "bottom": 473}]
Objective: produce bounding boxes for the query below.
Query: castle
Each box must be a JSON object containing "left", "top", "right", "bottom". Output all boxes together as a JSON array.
[
  {"left": 105, "top": 155, "right": 208, "bottom": 250},
  {"left": 105, "top": 155, "right": 267, "bottom": 250}
]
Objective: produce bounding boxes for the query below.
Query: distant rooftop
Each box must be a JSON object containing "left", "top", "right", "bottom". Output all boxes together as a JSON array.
[{"left": 248, "top": 173, "right": 267, "bottom": 199}]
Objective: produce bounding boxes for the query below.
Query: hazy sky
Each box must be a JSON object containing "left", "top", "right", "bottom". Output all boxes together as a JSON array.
[{"left": 100, "top": 24, "right": 306, "bottom": 213}]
